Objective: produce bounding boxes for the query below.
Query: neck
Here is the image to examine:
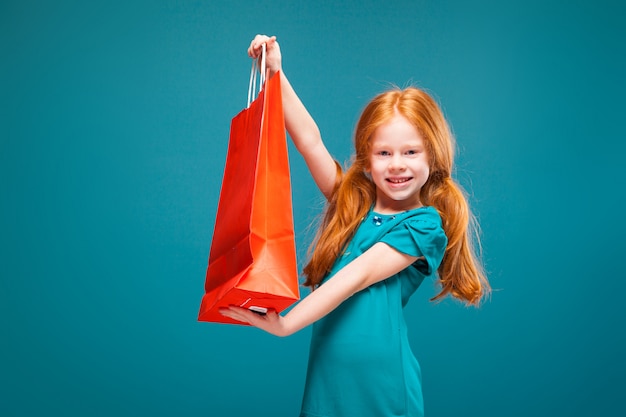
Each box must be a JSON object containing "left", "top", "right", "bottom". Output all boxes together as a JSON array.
[{"left": 373, "top": 201, "right": 423, "bottom": 215}]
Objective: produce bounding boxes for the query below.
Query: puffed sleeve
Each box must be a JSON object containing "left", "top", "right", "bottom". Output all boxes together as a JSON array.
[{"left": 380, "top": 208, "right": 448, "bottom": 276}]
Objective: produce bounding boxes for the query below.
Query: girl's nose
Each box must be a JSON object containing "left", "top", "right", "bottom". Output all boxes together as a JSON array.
[{"left": 389, "top": 154, "right": 406, "bottom": 171}]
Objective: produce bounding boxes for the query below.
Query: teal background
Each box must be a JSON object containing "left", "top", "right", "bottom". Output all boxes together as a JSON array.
[{"left": 2, "top": 0, "right": 624, "bottom": 416}]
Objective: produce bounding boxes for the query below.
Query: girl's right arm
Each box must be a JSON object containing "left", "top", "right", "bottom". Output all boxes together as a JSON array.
[
  {"left": 219, "top": 241, "right": 420, "bottom": 336},
  {"left": 248, "top": 35, "right": 338, "bottom": 200}
]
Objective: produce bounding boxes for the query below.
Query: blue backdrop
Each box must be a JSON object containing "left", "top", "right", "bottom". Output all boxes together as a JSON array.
[{"left": 2, "top": 1, "right": 624, "bottom": 416}]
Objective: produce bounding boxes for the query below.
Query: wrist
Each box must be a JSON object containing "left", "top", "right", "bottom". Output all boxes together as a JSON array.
[{"left": 268, "top": 65, "right": 281, "bottom": 78}]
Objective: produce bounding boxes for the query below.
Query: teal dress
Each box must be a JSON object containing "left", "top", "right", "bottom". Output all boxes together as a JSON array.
[{"left": 299, "top": 206, "right": 448, "bottom": 417}]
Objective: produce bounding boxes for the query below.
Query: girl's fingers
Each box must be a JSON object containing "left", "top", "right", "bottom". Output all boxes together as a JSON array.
[
  {"left": 248, "top": 35, "right": 265, "bottom": 57},
  {"left": 219, "top": 305, "right": 278, "bottom": 326},
  {"left": 219, "top": 307, "right": 285, "bottom": 335},
  {"left": 219, "top": 305, "right": 267, "bottom": 324},
  {"left": 219, "top": 306, "right": 251, "bottom": 323},
  {"left": 248, "top": 35, "right": 277, "bottom": 58}
]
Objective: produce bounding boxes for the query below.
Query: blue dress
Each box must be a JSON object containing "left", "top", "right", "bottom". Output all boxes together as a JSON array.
[{"left": 299, "top": 206, "right": 448, "bottom": 417}]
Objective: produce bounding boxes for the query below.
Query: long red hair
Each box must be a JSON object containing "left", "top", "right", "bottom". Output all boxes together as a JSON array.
[{"left": 302, "top": 87, "right": 490, "bottom": 306}]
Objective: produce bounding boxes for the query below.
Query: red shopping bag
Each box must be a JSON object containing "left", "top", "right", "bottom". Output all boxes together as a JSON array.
[{"left": 198, "top": 59, "right": 299, "bottom": 324}]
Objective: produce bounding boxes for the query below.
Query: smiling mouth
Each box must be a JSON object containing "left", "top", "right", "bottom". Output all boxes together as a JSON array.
[{"left": 387, "top": 177, "right": 412, "bottom": 184}]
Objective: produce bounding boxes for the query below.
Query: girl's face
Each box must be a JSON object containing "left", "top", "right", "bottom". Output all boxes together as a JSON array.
[{"left": 367, "top": 112, "right": 430, "bottom": 214}]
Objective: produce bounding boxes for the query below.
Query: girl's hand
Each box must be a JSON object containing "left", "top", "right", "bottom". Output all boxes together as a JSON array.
[
  {"left": 248, "top": 34, "right": 282, "bottom": 76},
  {"left": 219, "top": 306, "right": 291, "bottom": 337}
]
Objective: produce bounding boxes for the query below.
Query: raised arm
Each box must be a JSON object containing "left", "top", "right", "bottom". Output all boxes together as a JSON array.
[
  {"left": 219, "top": 242, "right": 419, "bottom": 336},
  {"left": 248, "top": 35, "right": 338, "bottom": 200}
]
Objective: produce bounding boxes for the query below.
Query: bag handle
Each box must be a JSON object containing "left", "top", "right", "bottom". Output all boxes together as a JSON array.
[{"left": 246, "top": 43, "right": 266, "bottom": 108}]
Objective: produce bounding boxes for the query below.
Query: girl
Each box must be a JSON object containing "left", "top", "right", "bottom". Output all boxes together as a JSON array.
[{"left": 220, "top": 35, "right": 490, "bottom": 417}]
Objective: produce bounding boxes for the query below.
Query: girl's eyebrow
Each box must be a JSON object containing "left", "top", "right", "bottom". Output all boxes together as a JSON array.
[{"left": 373, "top": 142, "right": 423, "bottom": 148}]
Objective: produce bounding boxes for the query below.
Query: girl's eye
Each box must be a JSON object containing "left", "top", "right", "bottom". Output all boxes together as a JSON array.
[
  {"left": 406, "top": 149, "right": 421, "bottom": 155},
  {"left": 378, "top": 150, "right": 390, "bottom": 156}
]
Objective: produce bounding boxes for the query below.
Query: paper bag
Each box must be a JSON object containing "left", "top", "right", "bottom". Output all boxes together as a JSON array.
[{"left": 198, "top": 63, "right": 299, "bottom": 324}]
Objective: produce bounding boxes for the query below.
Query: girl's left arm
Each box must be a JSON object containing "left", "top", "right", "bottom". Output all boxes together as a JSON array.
[{"left": 219, "top": 243, "right": 418, "bottom": 336}]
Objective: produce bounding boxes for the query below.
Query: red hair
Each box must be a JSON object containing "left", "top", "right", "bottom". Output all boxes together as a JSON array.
[{"left": 303, "top": 87, "right": 490, "bottom": 306}]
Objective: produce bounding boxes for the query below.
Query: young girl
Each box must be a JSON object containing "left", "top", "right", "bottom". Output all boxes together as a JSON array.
[{"left": 220, "top": 34, "right": 490, "bottom": 417}]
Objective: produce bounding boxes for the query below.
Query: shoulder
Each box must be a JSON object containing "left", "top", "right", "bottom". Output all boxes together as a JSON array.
[
  {"left": 380, "top": 206, "right": 448, "bottom": 271},
  {"left": 401, "top": 206, "right": 445, "bottom": 236},
  {"left": 406, "top": 206, "right": 442, "bottom": 224}
]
